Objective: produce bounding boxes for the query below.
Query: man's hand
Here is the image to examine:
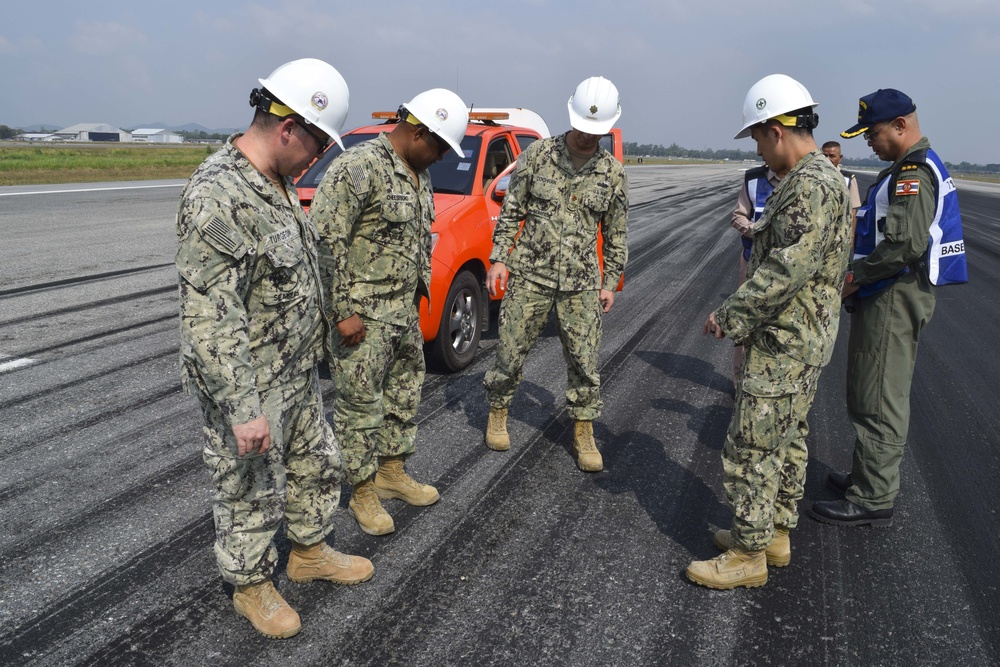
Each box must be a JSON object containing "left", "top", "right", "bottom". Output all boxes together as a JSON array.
[
  {"left": 599, "top": 288, "right": 615, "bottom": 313},
  {"left": 337, "top": 313, "right": 366, "bottom": 347},
  {"left": 703, "top": 312, "right": 726, "bottom": 340},
  {"left": 232, "top": 415, "right": 271, "bottom": 457},
  {"left": 731, "top": 218, "right": 754, "bottom": 239},
  {"left": 487, "top": 261, "right": 508, "bottom": 298},
  {"left": 841, "top": 279, "right": 861, "bottom": 300}
]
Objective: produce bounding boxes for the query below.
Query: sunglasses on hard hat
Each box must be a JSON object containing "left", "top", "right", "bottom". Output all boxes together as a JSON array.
[
  {"left": 295, "top": 119, "right": 332, "bottom": 154},
  {"left": 428, "top": 131, "right": 450, "bottom": 156}
]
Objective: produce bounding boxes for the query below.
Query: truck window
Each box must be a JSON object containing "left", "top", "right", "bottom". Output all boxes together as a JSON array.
[
  {"left": 483, "top": 139, "right": 514, "bottom": 194},
  {"left": 515, "top": 134, "right": 539, "bottom": 153}
]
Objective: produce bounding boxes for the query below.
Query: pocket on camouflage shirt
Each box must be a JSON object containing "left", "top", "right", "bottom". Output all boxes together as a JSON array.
[
  {"left": 261, "top": 241, "right": 306, "bottom": 305},
  {"left": 581, "top": 187, "right": 612, "bottom": 214},
  {"left": 528, "top": 181, "right": 557, "bottom": 219}
]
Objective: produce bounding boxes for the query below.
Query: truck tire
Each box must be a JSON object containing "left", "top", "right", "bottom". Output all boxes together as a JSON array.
[{"left": 432, "top": 270, "right": 483, "bottom": 372}]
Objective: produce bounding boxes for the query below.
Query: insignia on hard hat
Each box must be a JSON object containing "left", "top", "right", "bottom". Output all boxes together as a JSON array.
[
  {"left": 756, "top": 98, "right": 766, "bottom": 111},
  {"left": 311, "top": 92, "right": 329, "bottom": 111},
  {"left": 589, "top": 105, "right": 598, "bottom": 115},
  {"left": 436, "top": 108, "right": 448, "bottom": 121}
]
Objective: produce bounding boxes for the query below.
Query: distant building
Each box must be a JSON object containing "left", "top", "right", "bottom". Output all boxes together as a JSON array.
[
  {"left": 17, "top": 133, "right": 57, "bottom": 142},
  {"left": 51, "top": 123, "right": 131, "bottom": 142},
  {"left": 131, "top": 128, "right": 183, "bottom": 143}
]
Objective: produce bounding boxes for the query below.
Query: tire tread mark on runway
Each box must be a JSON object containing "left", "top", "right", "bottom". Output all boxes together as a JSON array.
[
  {"left": 0, "top": 285, "right": 177, "bottom": 327},
  {"left": 12, "top": 314, "right": 177, "bottom": 360},
  {"left": 0, "top": 442, "right": 201, "bottom": 564},
  {"left": 0, "top": 347, "right": 178, "bottom": 411},
  {"left": 0, "top": 382, "right": 183, "bottom": 463},
  {"left": 0, "top": 263, "right": 176, "bottom": 299},
  {"left": 0, "top": 515, "right": 212, "bottom": 667}
]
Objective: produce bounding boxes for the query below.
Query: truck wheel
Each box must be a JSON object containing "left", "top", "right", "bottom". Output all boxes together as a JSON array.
[{"left": 432, "top": 270, "right": 483, "bottom": 372}]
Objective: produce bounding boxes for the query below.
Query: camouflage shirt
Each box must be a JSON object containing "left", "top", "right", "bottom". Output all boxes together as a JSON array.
[
  {"left": 715, "top": 149, "right": 852, "bottom": 368},
  {"left": 311, "top": 133, "right": 433, "bottom": 327},
  {"left": 176, "top": 134, "right": 328, "bottom": 426},
  {"left": 490, "top": 132, "right": 629, "bottom": 291}
]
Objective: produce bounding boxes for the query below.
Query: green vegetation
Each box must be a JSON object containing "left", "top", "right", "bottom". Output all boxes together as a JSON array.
[
  {"left": 0, "top": 142, "right": 214, "bottom": 185},
  {"left": 1, "top": 138, "right": 995, "bottom": 186}
]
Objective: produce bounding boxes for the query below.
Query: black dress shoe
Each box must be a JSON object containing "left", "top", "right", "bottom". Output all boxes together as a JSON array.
[
  {"left": 827, "top": 471, "right": 852, "bottom": 494},
  {"left": 807, "top": 499, "right": 893, "bottom": 527}
]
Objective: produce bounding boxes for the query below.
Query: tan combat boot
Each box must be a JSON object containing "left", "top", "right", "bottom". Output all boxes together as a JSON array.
[
  {"left": 686, "top": 548, "right": 768, "bottom": 589},
  {"left": 233, "top": 579, "right": 301, "bottom": 639},
  {"left": 713, "top": 526, "right": 790, "bottom": 567},
  {"left": 374, "top": 456, "right": 440, "bottom": 506},
  {"left": 573, "top": 421, "right": 603, "bottom": 472},
  {"left": 349, "top": 479, "right": 395, "bottom": 535},
  {"left": 287, "top": 542, "right": 375, "bottom": 585},
  {"left": 485, "top": 408, "right": 511, "bottom": 451}
]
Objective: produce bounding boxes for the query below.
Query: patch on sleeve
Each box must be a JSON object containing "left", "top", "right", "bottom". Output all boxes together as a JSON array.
[
  {"left": 895, "top": 180, "right": 920, "bottom": 196},
  {"left": 200, "top": 217, "right": 247, "bottom": 258},
  {"left": 348, "top": 164, "right": 370, "bottom": 194}
]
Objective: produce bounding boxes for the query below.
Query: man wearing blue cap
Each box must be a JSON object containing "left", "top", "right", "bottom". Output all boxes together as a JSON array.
[{"left": 809, "top": 89, "right": 967, "bottom": 528}]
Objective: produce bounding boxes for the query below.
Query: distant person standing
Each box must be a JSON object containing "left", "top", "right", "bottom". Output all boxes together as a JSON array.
[
  {"left": 176, "top": 59, "right": 373, "bottom": 639},
  {"left": 729, "top": 164, "right": 782, "bottom": 388},
  {"left": 809, "top": 89, "right": 967, "bottom": 527},
  {"left": 687, "top": 74, "right": 852, "bottom": 589},
  {"left": 821, "top": 140, "right": 862, "bottom": 232},
  {"left": 311, "top": 89, "right": 469, "bottom": 536},
  {"left": 483, "top": 76, "right": 629, "bottom": 472}
]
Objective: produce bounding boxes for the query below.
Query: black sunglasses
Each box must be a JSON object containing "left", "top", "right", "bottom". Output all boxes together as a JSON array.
[{"left": 295, "top": 119, "right": 332, "bottom": 154}]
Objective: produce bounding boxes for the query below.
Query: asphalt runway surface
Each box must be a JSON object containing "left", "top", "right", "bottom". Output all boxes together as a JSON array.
[{"left": 1, "top": 165, "right": 997, "bottom": 666}]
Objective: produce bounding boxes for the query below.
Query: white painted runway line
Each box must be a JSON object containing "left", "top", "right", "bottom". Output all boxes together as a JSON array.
[
  {"left": 0, "top": 183, "right": 184, "bottom": 197},
  {"left": 0, "top": 354, "right": 39, "bottom": 373}
]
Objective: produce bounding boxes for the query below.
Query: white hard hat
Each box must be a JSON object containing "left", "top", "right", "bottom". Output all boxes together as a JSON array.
[
  {"left": 401, "top": 88, "right": 470, "bottom": 156},
  {"left": 734, "top": 74, "right": 818, "bottom": 140},
  {"left": 257, "top": 58, "right": 350, "bottom": 149},
  {"left": 567, "top": 76, "right": 621, "bottom": 135}
]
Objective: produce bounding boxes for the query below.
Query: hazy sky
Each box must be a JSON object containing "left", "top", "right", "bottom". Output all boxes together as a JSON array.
[{"left": 3, "top": 1, "right": 998, "bottom": 164}]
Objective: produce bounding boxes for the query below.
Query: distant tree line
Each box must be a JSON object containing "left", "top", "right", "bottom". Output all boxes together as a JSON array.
[
  {"left": 0, "top": 124, "right": 20, "bottom": 139},
  {"left": 624, "top": 141, "right": 760, "bottom": 162},
  {"left": 623, "top": 140, "right": 999, "bottom": 174},
  {"left": 177, "top": 130, "right": 232, "bottom": 142}
]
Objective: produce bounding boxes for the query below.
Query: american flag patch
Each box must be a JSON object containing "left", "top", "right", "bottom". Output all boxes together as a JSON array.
[{"left": 896, "top": 179, "right": 920, "bottom": 196}]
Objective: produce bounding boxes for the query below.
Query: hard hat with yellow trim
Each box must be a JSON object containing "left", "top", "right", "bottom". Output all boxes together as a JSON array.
[
  {"left": 253, "top": 58, "right": 350, "bottom": 150},
  {"left": 401, "top": 88, "right": 470, "bottom": 156},
  {"left": 568, "top": 76, "right": 621, "bottom": 135},
  {"left": 735, "top": 74, "right": 818, "bottom": 140}
]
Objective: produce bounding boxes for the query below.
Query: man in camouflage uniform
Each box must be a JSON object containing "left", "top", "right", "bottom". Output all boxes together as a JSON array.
[
  {"left": 483, "top": 76, "right": 628, "bottom": 472},
  {"left": 312, "top": 89, "right": 468, "bottom": 536},
  {"left": 686, "top": 74, "right": 852, "bottom": 589},
  {"left": 176, "top": 59, "right": 373, "bottom": 640}
]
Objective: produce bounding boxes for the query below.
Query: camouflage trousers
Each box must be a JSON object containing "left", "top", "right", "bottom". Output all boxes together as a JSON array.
[
  {"left": 484, "top": 276, "right": 603, "bottom": 421},
  {"left": 722, "top": 340, "right": 822, "bottom": 553},
  {"left": 199, "top": 368, "right": 342, "bottom": 586},
  {"left": 330, "top": 313, "right": 424, "bottom": 486}
]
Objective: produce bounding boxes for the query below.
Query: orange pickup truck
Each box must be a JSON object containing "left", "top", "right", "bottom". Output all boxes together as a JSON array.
[{"left": 296, "top": 112, "right": 623, "bottom": 371}]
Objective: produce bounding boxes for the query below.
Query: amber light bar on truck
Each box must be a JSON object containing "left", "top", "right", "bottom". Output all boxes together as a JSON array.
[{"left": 371, "top": 111, "right": 510, "bottom": 121}]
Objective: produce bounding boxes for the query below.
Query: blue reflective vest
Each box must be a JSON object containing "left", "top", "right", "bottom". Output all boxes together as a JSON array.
[
  {"left": 854, "top": 147, "right": 967, "bottom": 298},
  {"left": 742, "top": 166, "right": 775, "bottom": 261}
]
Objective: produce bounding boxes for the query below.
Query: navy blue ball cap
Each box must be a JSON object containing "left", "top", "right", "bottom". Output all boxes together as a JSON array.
[{"left": 841, "top": 89, "right": 916, "bottom": 138}]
